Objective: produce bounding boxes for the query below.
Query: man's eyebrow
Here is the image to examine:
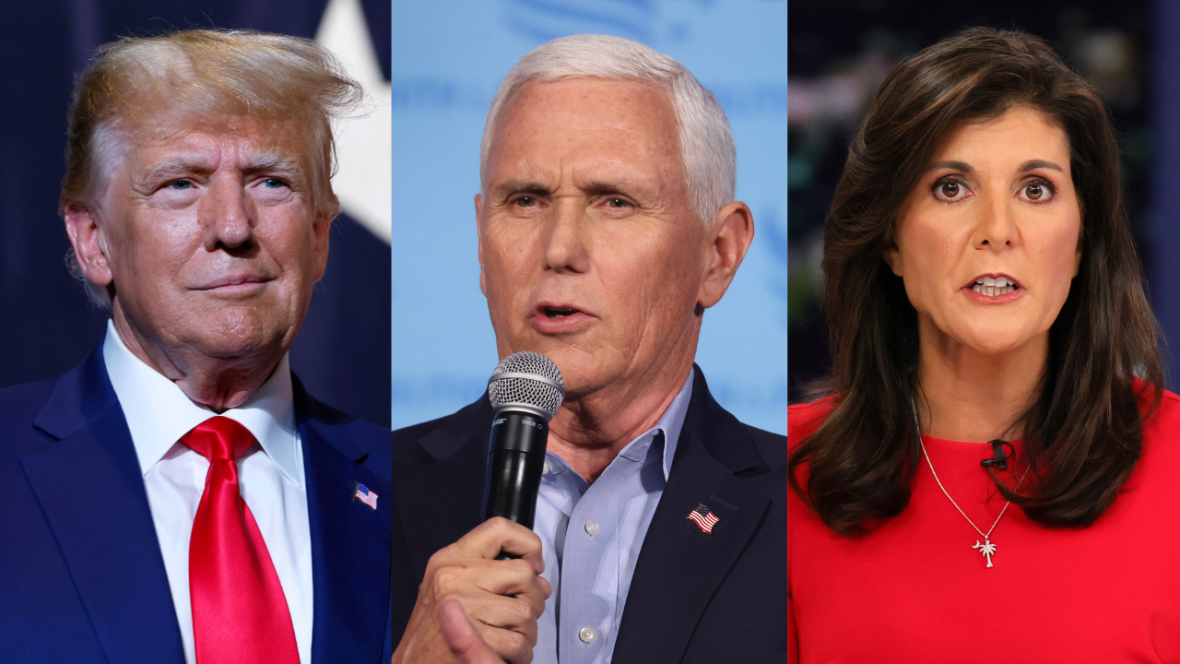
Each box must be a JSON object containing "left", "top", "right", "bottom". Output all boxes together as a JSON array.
[
  {"left": 1018, "top": 158, "right": 1064, "bottom": 173},
  {"left": 140, "top": 152, "right": 303, "bottom": 182},
  {"left": 490, "top": 180, "right": 551, "bottom": 199},
  {"left": 141, "top": 157, "right": 215, "bottom": 182},
  {"left": 242, "top": 151, "right": 303, "bottom": 175},
  {"left": 580, "top": 179, "right": 644, "bottom": 196}
]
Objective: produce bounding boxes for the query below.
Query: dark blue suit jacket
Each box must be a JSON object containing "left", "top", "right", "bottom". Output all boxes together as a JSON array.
[
  {"left": 0, "top": 343, "right": 394, "bottom": 663},
  {"left": 389, "top": 367, "right": 788, "bottom": 664}
]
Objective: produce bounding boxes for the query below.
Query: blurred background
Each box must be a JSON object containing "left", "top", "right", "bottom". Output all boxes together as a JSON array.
[
  {"left": 1, "top": 0, "right": 392, "bottom": 426},
  {"left": 786, "top": 0, "right": 1176, "bottom": 400},
  {"left": 391, "top": 0, "right": 791, "bottom": 432}
]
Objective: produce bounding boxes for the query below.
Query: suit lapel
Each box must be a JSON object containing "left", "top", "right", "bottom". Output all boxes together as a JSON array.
[
  {"left": 22, "top": 347, "right": 184, "bottom": 664},
  {"left": 300, "top": 399, "right": 392, "bottom": 664},
  {"left": 391, "top": 397, "right": 491, "bottom": 582},
  {"left": 612, "top": 370, "right": 772, "bottom": 664}
]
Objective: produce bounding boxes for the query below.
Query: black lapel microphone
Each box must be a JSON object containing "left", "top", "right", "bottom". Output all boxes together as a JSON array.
[
  {"left": 980, "top": 439, "right": 1016, "bottom": 470},
  {"left": 481, "top": 352, "right": 565, "bottom": 560}
]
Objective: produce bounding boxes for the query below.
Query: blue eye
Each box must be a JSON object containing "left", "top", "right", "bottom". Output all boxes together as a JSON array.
[
  {"left": 262, "top": 178, "right": 287, "bottom": 189},
  {"left": 168, "top": 180, "right": 193, "bottom": 190}
]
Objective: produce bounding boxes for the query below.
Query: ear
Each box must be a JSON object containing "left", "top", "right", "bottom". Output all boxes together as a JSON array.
[
  {"left": 63, "top": 202, "right": 114, "bottom": 288},
  {"left": 697, "top": 201, "right": 754, "bottom": 309},
  {"left": 475, "top": 193, "right": 488, "bottom": 296},
  {"left": 883, "top": 244, "right": 903, "bottom": 276},
  {"left": 310, "top": 210, "right": 333, "bottom": 283}
]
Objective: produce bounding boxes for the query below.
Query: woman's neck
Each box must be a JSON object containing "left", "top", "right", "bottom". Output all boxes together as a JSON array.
[{"left": 915, "top": 317, "right": 1047, "bottom": 443}]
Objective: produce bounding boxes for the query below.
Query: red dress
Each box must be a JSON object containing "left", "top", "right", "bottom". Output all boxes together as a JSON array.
[{"left": 788, "top": 391, "right": 1180, "bottom": 663}]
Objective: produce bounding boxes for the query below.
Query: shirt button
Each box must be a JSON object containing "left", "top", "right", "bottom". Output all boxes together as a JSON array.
[
  {"left": 579, "top": 627, "right": 596, "bottom": 643},
  {"left": 543, "top": 462, "right": 551, "bottom": 475},
  {"left": 584, "top": 520, "right": 600, "bottom": 536}
]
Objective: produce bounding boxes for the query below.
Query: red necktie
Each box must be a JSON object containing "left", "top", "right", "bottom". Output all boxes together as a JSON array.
[{"left": 183, "top": 416, "right": 300, "bottom": 664}]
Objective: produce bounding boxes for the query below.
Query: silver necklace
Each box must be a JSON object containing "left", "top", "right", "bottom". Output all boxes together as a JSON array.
[{"left": 909, "top": 397, "right": 1028, "bottom": 568}]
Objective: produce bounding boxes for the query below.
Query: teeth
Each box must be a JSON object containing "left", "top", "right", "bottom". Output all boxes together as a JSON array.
[{"left": 971, "top": 277, "right": 1016, "bottom": 297}]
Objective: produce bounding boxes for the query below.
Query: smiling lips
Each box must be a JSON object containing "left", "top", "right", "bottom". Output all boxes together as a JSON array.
[{"left": 193, "top": 274, "right": 270, "bottom": 292}]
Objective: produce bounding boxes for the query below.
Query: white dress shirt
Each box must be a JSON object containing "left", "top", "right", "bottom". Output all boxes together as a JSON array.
[{"left": 102, "top": 320, "right": 314, "bottom": 664}]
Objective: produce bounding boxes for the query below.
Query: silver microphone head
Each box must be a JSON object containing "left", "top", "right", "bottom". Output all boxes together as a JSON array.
[{"left": 487, "top": 351, "right": 565, "bottom": 421}]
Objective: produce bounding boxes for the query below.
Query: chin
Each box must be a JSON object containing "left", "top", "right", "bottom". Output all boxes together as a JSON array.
[
  {"left": 192, "top": 313, "right": 292, "bottom": 359},
  {"left": 957, "top": 330, "right": 1038, "bottom": 356},
  {"left": 531, "top": 347, "right": 611, "bottom": 399}
]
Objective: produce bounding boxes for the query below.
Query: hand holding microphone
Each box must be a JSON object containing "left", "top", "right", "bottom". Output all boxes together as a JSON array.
[{"left": 393, "top": 352, "right": 563, "bottom": 664}]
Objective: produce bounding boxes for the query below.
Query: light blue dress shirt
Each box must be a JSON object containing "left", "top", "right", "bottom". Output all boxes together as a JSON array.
[{"left": 532, "top": 369, "right": 694, "bottom": 664}]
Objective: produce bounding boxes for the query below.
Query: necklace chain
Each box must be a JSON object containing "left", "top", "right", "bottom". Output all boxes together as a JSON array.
[{"left": 909, "top": 396, "right": 1029, "bottom": 565}]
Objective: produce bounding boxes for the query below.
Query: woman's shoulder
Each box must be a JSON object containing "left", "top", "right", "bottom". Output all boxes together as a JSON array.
[
  {"left": 788, "top": 395, "right": 837, "bottom": 449},
  {"left": 1144, "top": 388, "right": 1180, "bottom": 443}
]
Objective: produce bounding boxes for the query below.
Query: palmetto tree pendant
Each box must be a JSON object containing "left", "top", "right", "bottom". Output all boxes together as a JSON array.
[{"left": 972, "top": 538, "right": 997, "bottom": 567}]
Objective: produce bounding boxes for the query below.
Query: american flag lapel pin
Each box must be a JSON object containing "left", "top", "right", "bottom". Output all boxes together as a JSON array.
[
  {"left": 687, "top": 503, "right": 719, "bottom": 534},
  {"left": 353, "top": 481, "right": 378, "bottom": 510}
]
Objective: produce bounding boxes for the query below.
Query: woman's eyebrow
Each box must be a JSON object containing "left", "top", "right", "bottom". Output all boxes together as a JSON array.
[
  {"left": 1019, "top": 158, "right": 1064, "bottom": 173},
  {"left": 927, "top": 159, "right": 972, "bottom": 173}
]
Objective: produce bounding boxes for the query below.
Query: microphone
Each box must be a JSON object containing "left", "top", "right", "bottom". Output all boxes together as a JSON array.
[
  {"left": 980, "top": 439, "right": 1015, "bottom": 470},
  {"left": 481, "top": 351, "right": 564, "bottom": 558}
]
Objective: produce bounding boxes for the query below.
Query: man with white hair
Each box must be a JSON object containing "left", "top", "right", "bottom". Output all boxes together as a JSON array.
[
  {"left": 390, "top": 34, "right": 788, "bottom": 664},
  {"left": 0, "top": 31, "right": 392, "bottom": 663}
]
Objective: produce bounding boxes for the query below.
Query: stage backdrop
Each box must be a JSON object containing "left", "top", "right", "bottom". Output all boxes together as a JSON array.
[
  {"left": 390, "top": 0, "right": 791, "bottom": 433},
  {"left": 0, "top": 0, "right": 392, "bottom": 426}
]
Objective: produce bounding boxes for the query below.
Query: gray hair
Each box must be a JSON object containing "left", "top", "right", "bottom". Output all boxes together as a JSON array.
[
  {"left": 61, "top": 29, "right": 364, "bottom": 308},
  {"left": 479, "top": 34, "right": 736, "bottom": 223}
]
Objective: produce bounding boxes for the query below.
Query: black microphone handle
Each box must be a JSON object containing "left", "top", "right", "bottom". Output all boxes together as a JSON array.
[{"left": 482, "top": 410, "right": 549, "bottom": 560}]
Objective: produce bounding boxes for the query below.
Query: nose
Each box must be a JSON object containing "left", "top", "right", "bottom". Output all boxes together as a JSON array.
[
  {"left": 541, "top": 198, "right": 590, "bottom": 274},
  {"left": 200, "top": 176, "right": 255, "bottom": 251},
  {"left": 973, "top": 190, "right": 1019, "bottom": 251}
]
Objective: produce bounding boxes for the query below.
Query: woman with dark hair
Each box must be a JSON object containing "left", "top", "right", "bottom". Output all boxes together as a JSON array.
[{"left": 788, "top": 27, "right": 1180, "bottom": 661}]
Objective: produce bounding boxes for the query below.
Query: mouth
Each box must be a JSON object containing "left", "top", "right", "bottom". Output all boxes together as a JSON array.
[
  {"left": 968, "top": 274, "right": 1020, "bottom": 297},
  {"left": 193, "top": 274, "right": 270, "bottom": 291},
  {"left": 530, "top": 302, "right": 593, "bottom": 334},
  {"left": 541, "top": 305, "right": 581, "bottom": 319}
]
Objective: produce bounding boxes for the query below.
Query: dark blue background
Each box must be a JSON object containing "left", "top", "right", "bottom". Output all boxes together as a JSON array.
[{"left": 0, "top": 0, "right": 392, "bottom": 427}]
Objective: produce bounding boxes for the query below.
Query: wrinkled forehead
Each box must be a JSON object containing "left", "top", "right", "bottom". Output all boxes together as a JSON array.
[
  {"left": 101, "top": 110, "right": 314, "bottom": 182},
  {"left": 486, "top": 77, "right": 685, "bottom": 182}
]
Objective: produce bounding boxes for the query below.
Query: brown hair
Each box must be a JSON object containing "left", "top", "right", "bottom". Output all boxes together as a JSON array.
[
  {"left": 788, "top": 27, "right": 1163, "bottom": 535},
  {"left": 61, "top": 29, "right": 364, "bottom": 306}
]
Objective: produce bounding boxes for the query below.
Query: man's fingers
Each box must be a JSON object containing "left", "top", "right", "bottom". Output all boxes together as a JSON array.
[
  {"left": 446, "top": 518, "right": 546, "bottom": 574},
  {"left": 440, "top": 599, "right": 506, "bottom": 664},
  {"left": 429, "top": 559, "right": 545, "bottom": 618},
  {"left": 409, "top": 520, "right": 545, "bottom": 664},
  {"left": 460, "top": 593, "right": 539, "bottom": 645},
  {"left": 468, "top": 559, "right": 548, "bottom": 617}
]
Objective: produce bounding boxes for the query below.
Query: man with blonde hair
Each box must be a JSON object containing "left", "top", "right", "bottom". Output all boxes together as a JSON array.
[
  {"left": 390, "top": 34, "right": 787, "bottom": 664},
  {"left": 0, "top": 30, "right": 392, "bottom": 663}
]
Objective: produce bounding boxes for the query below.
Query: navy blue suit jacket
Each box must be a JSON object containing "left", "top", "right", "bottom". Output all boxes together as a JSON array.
[
  {"left": 389, "top": 367, "right": 788, "bottom": 663},
  {"left": 0, "top": 343, "right": 394, "bottom": 663}
]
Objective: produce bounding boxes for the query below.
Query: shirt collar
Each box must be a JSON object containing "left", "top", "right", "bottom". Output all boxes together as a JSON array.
[
  {"left": 546, "top": 367, "right": 694, "bottom": 483},
  {"left": 102, "top": 319, "right": 302, "bottom": 486},
  {"left": 654, "top": 367, "right": 693, "bottom": 481}
]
